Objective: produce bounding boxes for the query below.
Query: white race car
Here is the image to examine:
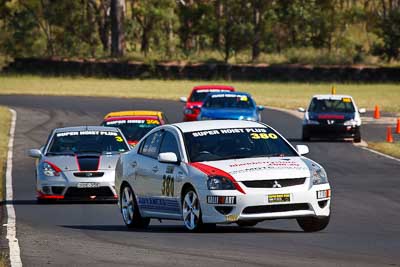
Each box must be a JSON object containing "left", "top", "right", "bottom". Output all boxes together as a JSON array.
[{"left": 115, "top": 120, "right": 331, "bottom": 232}]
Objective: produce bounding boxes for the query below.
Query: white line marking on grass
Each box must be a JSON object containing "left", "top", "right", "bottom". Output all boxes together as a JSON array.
[{"left": 5, "top": 109, "right": 22, "bottom": 267}]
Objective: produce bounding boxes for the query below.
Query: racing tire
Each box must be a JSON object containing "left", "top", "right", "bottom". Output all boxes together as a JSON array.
[
  {"left": 297, "top": 216, "right": 330, "bottom": 232},
  {"left": 120, "top": 185, "right": 150, "bottom": 229},
  {"left": 236, "top": 220, "right": 258, "bottom": 227},
  {"left": 354, "top": 129, "right": 361, "bottom": 143},
  {"left": 182, "top": 187, "right": 209, "bottom": 232},
  {"left": 301, "top": 128, "right": 310, "bottom": 141}
]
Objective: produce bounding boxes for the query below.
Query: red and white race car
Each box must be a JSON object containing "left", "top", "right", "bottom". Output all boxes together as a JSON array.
[{"left": 179, "top": 85, "right": 235, "bottom": 121}]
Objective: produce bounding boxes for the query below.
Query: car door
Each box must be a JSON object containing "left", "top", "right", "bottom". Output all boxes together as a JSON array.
[
  {"left": 152, "top": 130, "right": 185, "bottom": 218},
  {"left": 134, "top": 130, "right": 164, "bottom": 214}
]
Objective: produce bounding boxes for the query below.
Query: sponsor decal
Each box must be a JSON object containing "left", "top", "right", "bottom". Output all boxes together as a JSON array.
[
  {"left": 207, "top": 196, "right": 236, "bottom": 205},
  {"left": 138, "top": 197, "right": 180, "bottom": 213},
  {"left": 56, "top": 131, "right": 118, "bottom": 137},
  {"left": 316, "top": 189, "right": 331, "bottom": 199},
  {"left": 191, "top": 127, "right": 269, "bottom": 138},
  {"left": 211, "top": 94, "right": 248, "bottom": 99},
  {"left": 342, "top": 98, "right": 352, "bottom": 103},
  {"left": 115, "top": 136, "right": 124, "bottom": 142},
  {"left": 196, "top": 89, "right": 231, "bottom": 93},
  {"left": 268, "top": 193, "right": 291, "bottom": 203}
]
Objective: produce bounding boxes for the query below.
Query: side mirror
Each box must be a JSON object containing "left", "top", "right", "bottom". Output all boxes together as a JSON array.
[
  {"left": 296, "top": 145, "right": 309, "bottom": 156},
  {"left": 28, "top": 149, "right": 42, "bottom": 158},
  {"left": 158, "top": 152, "right": 179, "bottom": 164},
  {"left": 179, "top": 96, "right": 187, "bottom": 103},
  {"left": 298, "top": 107, "right": 306, "bottom": 112},
  {"left": 257, "top": 105, "right": 265, "bottom": 111},
  {"left": 358, "top": 108, "right": 366, "bottom": 114}
]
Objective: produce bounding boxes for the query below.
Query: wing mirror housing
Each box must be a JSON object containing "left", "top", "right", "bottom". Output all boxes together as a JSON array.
[
  {"left": 28, "top": 149, "right": 42, "bottom": 158},
  {"left": 298, "top": 107, "right": 306, "bottom": 112},
  {"left": 257, "top": 105, "right": 265, "bottom": 111},
  {"left": 358, "top": 108, "right": 366, "bottom": 114},
  {"left": 296, "top": 145, "right": 309, "bottom": 156},
  {"left": 180, "top": 96, "right": 187, "bottom": 103},
  {"left": 158, "top": 152, "right": 180, "bottom": 164}
]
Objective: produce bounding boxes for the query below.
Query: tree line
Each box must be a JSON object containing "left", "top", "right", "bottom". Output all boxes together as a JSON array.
[{"left": 0, "top": 0, "right": 399, "bottom": 64}]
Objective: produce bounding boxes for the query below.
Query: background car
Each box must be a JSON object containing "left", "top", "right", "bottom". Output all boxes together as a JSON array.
[
  {"left": 28, "top": 126, "right": 130, "bottom": 202},
  {"left": 197, "top": 91, "right": 264, "bottom": 121},
  {"left": 102, "top": 110, "right": 167, "bottom": 146},
  {"left": 115, "top": 120, "right": 331, "bottom": 232},
  {"left": 298, "top": 94, "right": 366, "bottom": 142},
  {"left": 179, "top": 85, "right": 235, "bottom": 121}
]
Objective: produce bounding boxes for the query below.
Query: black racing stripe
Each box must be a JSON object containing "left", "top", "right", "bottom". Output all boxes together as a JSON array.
[{"left": 77, "top": 156, "right": 100, "bottom": 171}]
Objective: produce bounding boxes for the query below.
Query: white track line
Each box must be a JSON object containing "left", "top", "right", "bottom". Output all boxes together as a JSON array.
[
  {"left": 360, "top": 146, "right": 400, "bottom": 163},
  {"left": 5, "top": 109, "right": 22, "bottom": 267}
]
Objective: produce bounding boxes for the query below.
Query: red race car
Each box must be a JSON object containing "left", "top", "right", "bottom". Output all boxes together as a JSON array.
[{"left": 179, "top": 85, "right": 235, "bottom": 121}]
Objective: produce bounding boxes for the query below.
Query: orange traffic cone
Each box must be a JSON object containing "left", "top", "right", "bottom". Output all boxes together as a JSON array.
[
  {"left": 374, "top": 105, "right": 380, "bottom": 119},
  {"left": 396, "top": 118, "right": 400, "bottom": 134},
  {"left": 386, "top": 127, "right": 394, "bottom": 143}
]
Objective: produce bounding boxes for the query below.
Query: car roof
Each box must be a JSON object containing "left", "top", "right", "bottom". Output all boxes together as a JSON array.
[
  {"left": 104, "top": 110, "right": 163, "bottom": 120},
  {"left": 192, "top": 85, "right": 235, "bottom": 91},
  {"left": 312, "top": 94, "right": 353, "bottom": 100},
  {"left": 173, "top": 120, "right": 264, "bottom": 133},
  {"left": 53, "top": 126, "right": 119, "bottom": 133}
]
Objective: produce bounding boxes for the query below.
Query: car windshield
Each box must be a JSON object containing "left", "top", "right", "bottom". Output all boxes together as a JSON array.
[
  {"left": 189, "top": 89, "right": 232, "bottom": 102},
  {"left": 47, "top": 130, "right": 129, "bottom": 155},
  {"left": 184, "top": 127, "right": 297, "bottom": 162},
  {"left": 103, "top": 118, "right": 160, "bottom": 141},
  {"left": 203, "top": 94, "right": 254, "bottom": 109},
  {"left": 308, "top": 98, "right": 355, "bottom": 113}
]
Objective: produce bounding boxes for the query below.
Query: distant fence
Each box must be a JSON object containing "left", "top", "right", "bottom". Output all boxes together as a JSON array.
[{"left": 3, "top": 57, "right": 400, "bottom": 82}]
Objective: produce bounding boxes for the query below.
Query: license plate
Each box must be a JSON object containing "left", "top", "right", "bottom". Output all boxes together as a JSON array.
[
  {"left": 268, "top": 193, "right": 290, "bottom": 203},
  {"left": 77, "top": 182, "right": 100, "bottom": 188}
]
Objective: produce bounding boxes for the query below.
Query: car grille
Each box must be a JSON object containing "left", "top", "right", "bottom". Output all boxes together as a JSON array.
[
  {"left": 64, "top": 187, "right": 114, "bottom": 198},
  {"left": 73, "top": 172, "right": 104, "bottom": 177},
  {"left": 242, "top": 178, "right": 306, "bottom": 188},
  {"left": 242, "top": 203, "right": 309, "bottom": 214}
]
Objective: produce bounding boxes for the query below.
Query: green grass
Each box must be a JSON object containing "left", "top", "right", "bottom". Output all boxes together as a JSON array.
[
  {"left": 368, "top": 141, "right": 400, "bottom": 159},
  {"left": 0, "top": 75, "right": 399, "bottom": 113},
  {"left": 0, "top": 106, "right": 11, "bottom": 201}
]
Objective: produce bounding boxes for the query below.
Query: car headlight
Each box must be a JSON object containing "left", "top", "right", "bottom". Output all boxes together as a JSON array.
[
  {"left": 310, "top": 165, "right": 328, "bottom": 185},
  {"left": 42, "top": 161, "right": 61, "bottom": 177},
  {"left": 343, "top": 119, "right": 357, "bottom": 126},
  {"left": 239, "top": 116, "right": 256, "bottom": 121},
  {"left": 207, "top": 176, "right": 235, "bottom": 190},
  {"left": 184, "top": 108, "right": 194, "bottom": 115}
]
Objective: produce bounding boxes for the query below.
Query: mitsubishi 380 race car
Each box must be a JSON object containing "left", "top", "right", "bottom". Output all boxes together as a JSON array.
[
  {"left": 115, "top": 120, "right": 331, "bottom": 232},
  {"left": 29, "top": 126, "right": 130, "bottom": 202}
]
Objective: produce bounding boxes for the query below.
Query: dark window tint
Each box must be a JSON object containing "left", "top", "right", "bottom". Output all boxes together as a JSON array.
[
  {"left": 159, "top": 131, "right": 180, "bottom": 160},
  {"left": 184, "top": 127, "right": 297, "bottom": 162},
  {"left": 203, "top": 95, "right": 254, "bottom": 109},
  {"left": 308, "top": 98, "right": 355, "bottom": 113},
  {"left": 140, "top": 131, "right": 164, "bottom": 158}
]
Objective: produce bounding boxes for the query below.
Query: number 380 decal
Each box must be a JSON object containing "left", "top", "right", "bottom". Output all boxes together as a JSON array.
[{"left": 162, "top": 175, "right": 174, "bottom": 196}]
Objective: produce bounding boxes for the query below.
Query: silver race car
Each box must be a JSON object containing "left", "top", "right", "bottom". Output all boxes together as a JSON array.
[{"left": 28, "top": 126, "right": 130, "bottom": 202}]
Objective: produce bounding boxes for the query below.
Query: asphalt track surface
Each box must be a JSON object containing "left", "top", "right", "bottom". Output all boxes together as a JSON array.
[{"left": 0, "top": 95, "right": 399, "bottom": 267}]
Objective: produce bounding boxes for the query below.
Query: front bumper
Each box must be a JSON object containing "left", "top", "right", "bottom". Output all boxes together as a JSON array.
[
  {"left": 304, "top": 124, "right": 359, "bottom": 138},
  {"left": 36, "top": 171, "right": 118, "bottom": 201},
  {"left": 198, "top": 183, "right": 331, "bottom": 224}
]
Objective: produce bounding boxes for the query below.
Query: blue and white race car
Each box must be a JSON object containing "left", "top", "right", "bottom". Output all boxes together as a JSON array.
[{"left": 197, "top": 92, "right": 264, "bottom": 121}]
